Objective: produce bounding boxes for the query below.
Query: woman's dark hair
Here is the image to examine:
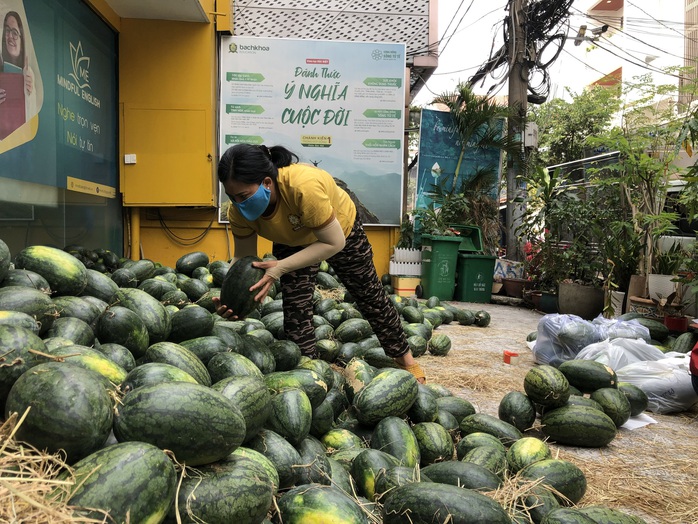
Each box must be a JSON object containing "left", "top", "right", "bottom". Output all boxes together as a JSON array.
[
  {"left": 2, "top": 12, "right": 25, "bottom": 68},
  {"left": 218, "top": 144, "right": 298, "bottom": 184}
]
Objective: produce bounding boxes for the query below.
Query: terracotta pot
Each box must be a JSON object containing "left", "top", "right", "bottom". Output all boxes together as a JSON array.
[
  {"left": 557, "top": 282, "right": 604, "bottom": 320},
  {"left": 502, "top": 277, "right": 530, "bottom": 298}
]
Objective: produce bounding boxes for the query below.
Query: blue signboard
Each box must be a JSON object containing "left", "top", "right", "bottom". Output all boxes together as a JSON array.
[
  {"left": 415, "top": 108, "right": 502, "bottom": 209},
  {"left": 0, "top": 0, "right": 117, "bottom": 197}
]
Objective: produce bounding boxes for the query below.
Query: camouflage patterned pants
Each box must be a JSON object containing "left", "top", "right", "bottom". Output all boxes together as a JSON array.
[{"left": 273, "top": 217, "right": 410, "bottom": 359}]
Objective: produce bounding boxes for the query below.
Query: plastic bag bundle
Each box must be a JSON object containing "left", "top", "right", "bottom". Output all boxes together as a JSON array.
[
  {"left": 616, "top": 355, "right": 698, "bottom": 414},
  {"left": 532, "top": 314, "right": 603, "bottom": 366},
  {"left": 592, "top": 317, "right": 651, "bottom": 343},
  {"left": 576, "top": 338, "right": 667, "bottom": 370}
]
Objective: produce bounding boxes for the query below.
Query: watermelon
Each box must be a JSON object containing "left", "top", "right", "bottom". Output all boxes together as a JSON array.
[
  {"left": 144, "top": 341, "right": 211, "bottom": 386},
  {"left": 407, "top": 383, "right": 439, "bottom": 423},
  {"left": 374, "top": 465, "right": 426, "bottom": 499},
  {"left": 411, "top": 421, "right": 455, "bottom": 465},
  {"left": 179, "top": 336, "right": 228, "bottom": 365},
  {"left": 370, "top": 416, "right": 421, "bottom": 468},
  {"left": 113, "top": 381, "right": 245, "bottom": 466},
  {"left": 45, "top": 317, "right": 94, "bottom": 346},
  {"left": 0, "top": 310, "right": 41, "bottom": 334},
  {"left": 577, "top": 505, "right": 648, "bottom": 524},
  {"left": 168, "top": 453, "right": 275, "bottom": 524},
  {"left": 81, "top": 268, "right": 119, "bottom": 303},
  {"left": 5, "top": 362, "right": 113, "bottom": 463},
  {"left": 246, "top": 429, "right": 302, "bottom": 489},
  {"left": 506, "top": 436, "right": 553, "bottom": 473},
  {"left": 264, "top": 369, "right": 328, "bottom": 409},
  {"left": 2, "top": 269, "right": 52, "bottom": 292},
  {"left": 120, "top": 362, "right": 198, "bottom": 393},
  {"left": 435, "top": 395, "right": 476, "bottom": 423},
  {"left": 14, "top": 245, "right": 88, "bottom": 296},
  {"left": 113, "top": 288, "right": 172, "bottom": 344},
  {"left": 617, "top": 381, "right": 649, "bottom": 417},
  {"left": 350, "top": 448, "right": 401, "bottom": 501},
  {"left": 175, "top": 251, "right": 210, "bottom": 276},
  {"left": 0, "top": 326, "right": 47, "bottom": 409},
  {"left": 541, "top": 404, "right": 617, "bottom": 447},
  {"left": 321, "top": 428, "right": 365, "bottom": 453},
  {"left": 455, "top": 431, "right": 505, "bottom": 460},
  {"left": 420, "top": 460, "right": 501, "bottom": 491},
  {"left": 558, "top": 359, "right": 618, "bottom": 393},
  {"left": 0, "top": 286, "right": 59, "bottom": 334},
  {"left": 459, "top": 413, "right": 523, "bottom": 445},
  {"left": 232, "top": 446, "right": 280, "bottom": 495},
  {"left": 264, "top": 387, "right": 312, "bottom": 446},
  {"left": 463, "top": 445, "right": 508, "bottom": 478},
  {"left": 52, "top": 296, "right": 102, "bottom": 328},
  {"left": 521, "top": 458, "right": 588, "bottom": 504},
  {"left": 428, "top": 333, "right": 452, "bottom": 356},
  {"left": 276, "top": 484, "right": 368, "bottom": 524},
  {"left": 589, "top": 387, "right": 632, "bottom": 428},
  {"left": 93, "top": 343, "right": 135, "bottom": 372},
  {"left": 541, "top": 508, "right": 597, "bottom": 523},
  {"left": 382, "top": 482, "right": 510, "bottom": 524},
  {"left": 0, "top": 238, "right": 10, "bottom": 283},
  {"left": 524, "top": 365, "right": 571, "bottom": 408},
  {"left": 352, "top": 368, "right": 419, "bottom": 426},
  {"left": 296, "top": 435, "right": 332, "bottom": 485},
  {"left": 211, "top": 374, "right": 271, "bottom": 443},
  {"left": 48, "top": 345, "right": 128, "bottom": 385},
  {"left": 63, "top": 441, "right": 177, "bottom": 523},
  {"left": 168, "top": 304, "right": 214, "bottom": 342},
  {"left": 498, "top": 390, "right": 537, "bottom": 431},
  {"left": 219, "top": 255, "right": 264, "bottom": 318}
]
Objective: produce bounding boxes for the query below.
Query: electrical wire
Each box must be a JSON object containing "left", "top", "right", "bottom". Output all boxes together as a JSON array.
[
  {"left": 592, "top": 40, "right": 685, "bottom": 80},
  {"left": 626, "top": 0, "right": 695, "bottom": 44},
  {"left": 157, "top": 210, "right": 216, "bottom": 247}
]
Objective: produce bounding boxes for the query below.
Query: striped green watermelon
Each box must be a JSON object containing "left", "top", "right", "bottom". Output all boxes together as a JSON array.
[
  {"left": 0, "top": 238, "right": 10, "bottom": 283},
  {"left": 246, "top": 429, "right": 302, "bottom": 489},
  {"left": 276, "top": 484, "right": 368, "bottom": 524},
  {"left": 370, "top": 416, "right": 420, "bottom": 468},
  {"left": 374, "top": 465, "right": 426, "bottom": 499},
  {"left": 524, "top": 365, "right": 571, "bottom": 408},
  {"left": 618, "top": 382, "right": 649, "bottom": 417},
  {"left": 96, "top": 305, "right": 150, "bottom": 358},
  {"left": 589, "top": 387, "right": 632, "bottom": 428},
  {"left": 0, "top": 310, "right": 41, "bottom": 334},
  {"left": 62, "top": 441, "right": 177, "bottom": 523},
  {"left": 211, "top": 374, "right": 271, "bottom": 443},
  {"left": 577, "top": 505, "right": 648, "bottom": 523},
  {"left": 144, "top": 341, "right": 211, "bottom": 386},
  {"left": 459, "top": 413, "right": 523, "bottom": 445},
  {"left": 498, "top": 390, "right": 537, "bottom": 431},
  {"left": 350, "top": 448, "right": 401, "bottom": 501},
  {"left": 541, "top": 507, "right": 597, "bottom": 523},
  {"left": 219, "top": 255, "right": 264, "bottom": 318},
  {"left": 0, "top": 286, "right": 59, "bottom": 334},
  {"left": 382, "top": 482, "right": 510, "bottom": 524},
  {"left": 352, "top": 368, "right": 419, "bottom": 426},
  {"left": 521, "top": 458, "right": 588, "bottom": 504},
  {"left": 113, "top": 381, "right": 245, "bottom": 466},
  {"left": 455, "top": 431, "right": 505, "bottom": 460},
  {"left": 113, "top": 288, "right": 172, "bottom": 344},
  {"left": 420, "top": 460, "right": 501, "bottom": 491},
  {"left": 435, "top": 395, "right": 476, "bottom": 423},
  {"left": 48, "top": 345, "right": 128, "bottom": 385},
  {"left": 264, "top": 387, "right": 312, "bottom": 446},
  {"left": 411, "top": 421, "right": 455, "bottom": 466},
  {"left": 506, "top": 436, "right": 553, "bottom": 473},
  {"left": 45, "top": 317, "right": 94, "bottom": 346},
  {"left": 207, "top": 351, "right": 263, "bottom": 382},
  {"left": 120, "top": 362, "right": 198, "bottom": 393},
  {"left": 463, "top": 445, "right": 508, "bottom": 478},
  {"left": 296, "top": 435, "right": 332, "bottom": 485},
  {"left": 5, "top": 362, "right": 113, "bottom": 463},
  {"left": 542, "top": 404, "right": 617, "bottom": 447},
  {"left": 168, "top": 452, "right": 275, "bottom": 523},
  {"left": 231, "top": 446, "right": 280, "bottom": 495},
  {"left": 0, "top": 326, "right": 47, "bottom": 410},
  {"left": 558, "top": 359, "right": 618, "bottom": 393},
  {"left": 14, "top": 245, "right": 88, "bottom": 296}
]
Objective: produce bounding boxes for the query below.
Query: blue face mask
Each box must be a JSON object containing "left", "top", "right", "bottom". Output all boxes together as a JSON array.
[{"left": 231, "top": 183, "right": 271, "bottom": 221}]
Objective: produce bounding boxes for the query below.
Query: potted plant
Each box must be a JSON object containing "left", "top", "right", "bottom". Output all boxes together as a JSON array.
[
  {"left": 648, "top": 241, "right": 687, "bottom": 302},
  {"left": 652, "top": 291, "right": 692, "bottom": 333}
]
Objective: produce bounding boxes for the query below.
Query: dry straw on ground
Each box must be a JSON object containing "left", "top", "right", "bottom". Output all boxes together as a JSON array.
[
  {"left": 0, "top": 411, "right": 109, "bottom": 524},
  {"left": 422, "top": 315, "right": 698, "bottom": 524}
]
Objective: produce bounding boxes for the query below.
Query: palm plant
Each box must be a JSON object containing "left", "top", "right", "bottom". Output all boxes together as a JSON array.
[{"left": 431, "top": 83, "right": 522, "bottom": 192}]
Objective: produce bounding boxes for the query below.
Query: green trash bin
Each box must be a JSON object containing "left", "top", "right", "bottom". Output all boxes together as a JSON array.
[
  {"left": 448, "top": 224, "right": 483, "bottom": 253},
  {"left": 420, "top": 234, "right": 463, "bottom": 300},
  {"left": 455, "top": 253, "right": 497, "bottom": 303}
]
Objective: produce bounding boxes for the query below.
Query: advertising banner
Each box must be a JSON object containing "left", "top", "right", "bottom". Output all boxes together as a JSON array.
[
  {"left": 0, "top": 0, "right": 117, "bottom": 197},
  {"left": 219, "top": 36, "right": 406, "bottom": 225}
]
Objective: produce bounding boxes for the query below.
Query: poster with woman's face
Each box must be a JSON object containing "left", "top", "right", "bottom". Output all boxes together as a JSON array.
[{"left": 0, "top": 0, "right": 43, "bottom": 148}]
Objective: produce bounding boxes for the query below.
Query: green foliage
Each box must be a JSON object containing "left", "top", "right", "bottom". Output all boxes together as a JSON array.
[{"left": 530, "top": 85, "right": 620, "bottom": 166}]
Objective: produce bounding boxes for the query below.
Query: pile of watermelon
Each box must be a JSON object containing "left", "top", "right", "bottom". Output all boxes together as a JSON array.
[{"left": 0, "top": 239, "right": 646, "bottom": 523}]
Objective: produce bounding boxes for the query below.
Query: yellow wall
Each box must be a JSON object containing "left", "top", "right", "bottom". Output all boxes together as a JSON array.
[{"left": 89, "top": 1, "right": 402, "bottom": 275}]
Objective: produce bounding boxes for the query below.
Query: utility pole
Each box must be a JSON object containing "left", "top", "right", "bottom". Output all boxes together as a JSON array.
[{"left": 505, "top": 0, "right": 528, "bottom": 261}]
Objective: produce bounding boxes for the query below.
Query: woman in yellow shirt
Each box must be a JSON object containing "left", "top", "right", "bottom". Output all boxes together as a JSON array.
[{"left": 215, "top": 143, "right": 425, "bottom": 383}]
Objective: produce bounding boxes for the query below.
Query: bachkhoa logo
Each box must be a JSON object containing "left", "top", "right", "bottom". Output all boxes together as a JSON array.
[
  {"left": 69, "top": 41, "right": 91, "bottom": 90},
  {"left": 230, "top": 43, "right": 270, "bottom": 53}
]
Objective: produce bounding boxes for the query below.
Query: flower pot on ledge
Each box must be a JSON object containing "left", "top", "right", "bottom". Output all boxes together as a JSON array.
[
  {"left": 663, "top": 315, "right": 689, "bottom": 333},
  {"left": 557, "top": 282, "right": 604, "bottom": 320},
  {"left": 502, "top": 277, "right": 531, "bottom": 298}
]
